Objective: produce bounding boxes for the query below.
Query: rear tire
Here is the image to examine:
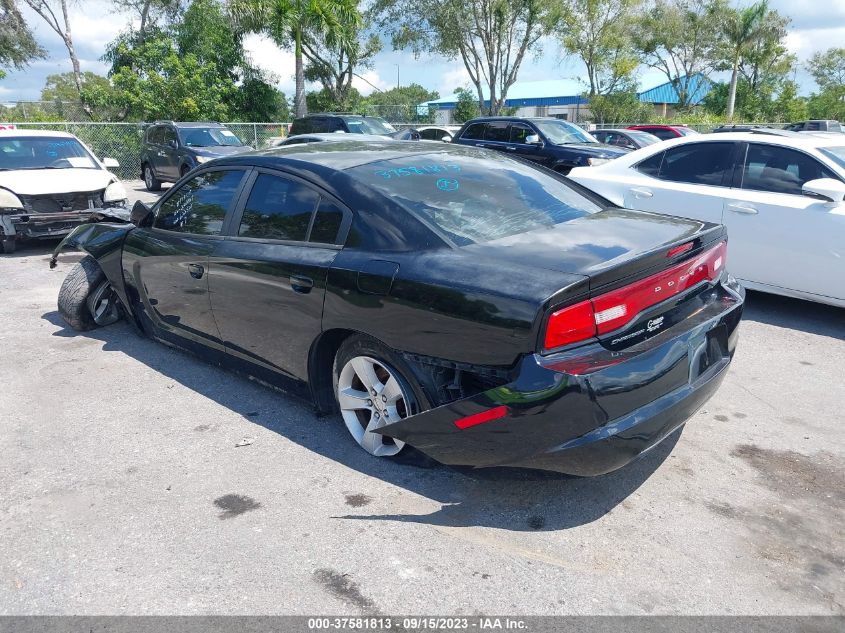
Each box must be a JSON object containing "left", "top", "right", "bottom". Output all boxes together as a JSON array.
[
  {"left": 143, "top": 164, "right": 161, "bottom": 192},
  {"left": 333, "top": 334, "right": 429, "bottom": 458},
  {"left": 58, "top": 255, "right": 121, "bottom": 331},
  {"left": 2, "top": 236, "right": 15, "bottom": 254}
]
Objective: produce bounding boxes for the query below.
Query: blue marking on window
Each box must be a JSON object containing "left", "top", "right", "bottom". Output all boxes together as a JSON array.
[
  {"left": 436, "top": 178, "right": 459, "bottom": 192},
  {"left": 374, "top": 163, "right": 461, "bottom": 180}
]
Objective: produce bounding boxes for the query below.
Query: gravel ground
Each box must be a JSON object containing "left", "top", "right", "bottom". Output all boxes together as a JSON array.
[{"left": 0, "top": 184, "right": 843, "bottom": 615}]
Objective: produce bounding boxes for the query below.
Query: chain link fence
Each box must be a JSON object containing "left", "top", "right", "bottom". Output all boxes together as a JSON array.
[{"left": 6, "top": 122, "right": 292, "bottom": 181}]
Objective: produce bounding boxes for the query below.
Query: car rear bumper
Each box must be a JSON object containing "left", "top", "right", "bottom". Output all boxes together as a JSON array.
[{"left": 378, "top": 277, "right": 744, "bottom": 476}]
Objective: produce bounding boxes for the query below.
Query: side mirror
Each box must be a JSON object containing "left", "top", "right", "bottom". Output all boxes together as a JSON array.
[
  {"left": 441, "top": 135, "right": 452, "bottom": 143},
  {"left": 102, "top": 157, "right": 119, "bottom": 168},
  {"left": 130, "top": 200, "right": 154, "bottom": 227},
  {"left": 168, "top": 139, "right": 178, "bottom": 149},
  {"left": 802, "top": 178, "right": 845, "bottom": 203},
  {"left": 525, "top": 134, "right": 542, "bottom": 145}
]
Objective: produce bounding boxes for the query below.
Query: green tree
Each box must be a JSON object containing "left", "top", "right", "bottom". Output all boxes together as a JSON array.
[
  {"left": 634, "top": 0, "right": 728, "bottom": 110},
  {"left": 229, "top": 0, "right": 360, "bottom": 118},
  {"left": 110, "top": 0, "right": 183, "bottom": 40},
  {"left": 721, "top": 0, "right": 778, "bottom": 120},
  {"left": 588, "top": 89, "right": 654, "bottom": 123},
  {"left": 302, "top": 21, "right": 381, "bottom": 111},
  {"left": 306, "top": 86, "right": 365, "bottom": 113},
  {"left": 453, "top": 87, "right": 480, "bottom": 123},
  {"left": 556, "top": 0, "right": 642, "bottom": 97},
  {"left": 374, "top": 0, "right": 553, "bottom": 115},
  {"left": 0, "top": 0, "right": 45, "bottom": 78},
  {"left": 806, "top": 48, "right": 845, "bottom": 121},
  {"left": 365, "top": 83, "right": 439, "bottom": 121},
  {"left": 106, "top": 30, "right": 238, "bottom": 120}
]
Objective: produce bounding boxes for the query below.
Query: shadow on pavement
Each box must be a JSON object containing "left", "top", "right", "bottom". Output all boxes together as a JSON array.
[
  {"left": 41, "top": 310, "right": 678, "bottom": 532},
  {"left": 741, "top": 290, "right": 844, "bottom": 341}
]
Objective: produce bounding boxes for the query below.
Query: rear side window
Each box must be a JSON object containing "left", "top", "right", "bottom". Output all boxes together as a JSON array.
[
  {"left": 656, "top": 142, "right": 734, "bottom": 186},
  {"left": 461, "top": 123, "right": 486, "bottom": 140},
  {"left": 741, "top": 143, "right": 838, "bottom": 196},
  {"left": 238, "top": 173, "right": 320, "bottom": 241},
  {"left": 647, "top": 128, "right": 677, "bottom": 141},
  {"left": 289, "top": 118, "right": 312, "bottom": 135},
  {"left": 419, "top": 128, "right": 443, "bottom": 141},
  {"left": 147, "top": 126, "right": 162, "bottom": 144},
  {"left": 154, "top": 170, "right": 244, "bottom": 235},
  {"left": 484, "top": 121, "right": 509, "bottom": 142},
  {"left": 635, "top": 151, "right": 665, "bottom": 177},
  {"left": 310, "top": 199, "right": 345, "bottom": 244}
]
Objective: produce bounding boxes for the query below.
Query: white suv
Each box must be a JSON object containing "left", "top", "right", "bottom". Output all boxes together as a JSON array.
[
  {"left": 0, "top": 129, "right": 127, "bottom": 254},
  {"left": 569, "top": 131, "right": 845, "bottom": 308}
]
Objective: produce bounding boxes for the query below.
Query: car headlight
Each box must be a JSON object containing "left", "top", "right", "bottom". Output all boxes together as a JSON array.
[
  {"left": 195, "top": 156, "right": 213, "bottom": 164},
  {"left": 0, "top": 188, "right": 24, "bottom": 210},
  {"left": 588, "top": 157, "right": 611, "bottom": 166},
  {"left": 103, "top": 181, "right": 128, "bottom": 203}
]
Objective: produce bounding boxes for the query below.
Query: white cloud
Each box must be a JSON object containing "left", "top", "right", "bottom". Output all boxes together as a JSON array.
[
  {"left": 243, "top": 34, "right": 303, "bottom": 96},
  {"left": 352, "top": 70, "right": 390, "bottom": 96}
]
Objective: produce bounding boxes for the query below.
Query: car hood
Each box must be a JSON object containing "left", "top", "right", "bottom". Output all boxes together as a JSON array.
[
  {"left": 193, "top": 145, "right": 253, "bottom": 158},
  {"left": 460, "top": 208, "right": 720, "bottom": 288},
  {"left": 553, "top": 143, "right": 629, "bottom": 157},
  {"left": 0, "top": 168, "right": 115, "bottom": 195}
]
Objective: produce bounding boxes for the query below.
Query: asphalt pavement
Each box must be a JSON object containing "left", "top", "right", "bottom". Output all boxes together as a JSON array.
[{"left": 0, "top": 182, "right": 842, "bottom": 615}]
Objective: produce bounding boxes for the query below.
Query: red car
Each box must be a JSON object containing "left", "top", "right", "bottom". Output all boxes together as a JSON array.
[{"left": 626, "top": 124, "right": 699, "bottom": 141}]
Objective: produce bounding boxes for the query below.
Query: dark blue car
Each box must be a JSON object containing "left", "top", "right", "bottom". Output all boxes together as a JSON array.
[{"left": 451, "top": 116, "right": 629, "bottom": 174}]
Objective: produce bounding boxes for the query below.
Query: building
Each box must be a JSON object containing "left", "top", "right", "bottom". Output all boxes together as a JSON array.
[{"left": 419, "top": 74, "right": 712, "bottom": 124}]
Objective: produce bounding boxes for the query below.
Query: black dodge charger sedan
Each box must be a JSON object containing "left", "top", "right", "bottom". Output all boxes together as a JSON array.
[{"left": 51, "top": 141, "right": 744, "bottom": 476}]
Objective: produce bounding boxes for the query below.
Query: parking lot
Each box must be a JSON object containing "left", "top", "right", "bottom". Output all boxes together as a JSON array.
[{"left": 0, "top": 180, "right": 843, "bottom": 616}]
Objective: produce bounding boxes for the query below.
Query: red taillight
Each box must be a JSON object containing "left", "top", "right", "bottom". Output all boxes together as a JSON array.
[
  {"left": 454, "top": 405, "right": 508, "bottom": 430},
  {"left": 543, "top": 241, "right": 726, "bottom": 350},
  {"left": 666, "top": 242, "right": 694, "bottom": 258},
  {"left": 544, "top": 300, "right": 597, "bottom": 349}
]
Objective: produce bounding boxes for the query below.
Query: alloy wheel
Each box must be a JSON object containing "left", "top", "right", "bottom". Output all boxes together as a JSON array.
[
  {"left": 86, "top": 280, "right": 120, "bottom": 326},
  {"left": 337, "top": 355, "right": 411, "bottom": 456}
]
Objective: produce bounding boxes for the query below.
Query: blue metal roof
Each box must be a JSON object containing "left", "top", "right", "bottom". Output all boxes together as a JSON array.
[
  {"left": 637, "top": 74, "right": 711, "bottom": 105},
  {"left": 421, "top": 79, "right": 589, "bottom": 110}
]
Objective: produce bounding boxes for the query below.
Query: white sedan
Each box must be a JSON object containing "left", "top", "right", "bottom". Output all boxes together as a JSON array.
[
  {"left": 0, "top": 129, "right": 127, "bottom": 254},
  {"left": 569, "top": 131, "right": 845, "bottom": 308}
]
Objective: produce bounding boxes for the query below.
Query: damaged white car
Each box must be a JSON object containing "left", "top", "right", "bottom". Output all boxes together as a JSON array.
[{"left": 0, "top": 129, "right": 128, "bottom": 254}]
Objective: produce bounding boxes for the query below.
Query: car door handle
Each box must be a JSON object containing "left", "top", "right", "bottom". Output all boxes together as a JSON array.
[
  {"left": 476, "top": 143, "right": 487, "bottom": 148},
  {"left": 290, "top": 275, "right": 313, "bottom": 294},
  {"left": 188, "top": 263, "right": 204, "bottom": 279},
  {"left": 630, "top": 187, "right": 653, "bottom": 199},
  {"left": 727, "top": 202, "right": 758, "bottom": 215},
  {"left": 505, "top": 146, "right": 517, "bottom": 151}
]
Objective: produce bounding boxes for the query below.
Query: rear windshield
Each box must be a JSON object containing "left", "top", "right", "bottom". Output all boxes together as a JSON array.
[
  {"left": 347, "top": 152, "right": 602, "bottom": 245},
  {"left": 818, "top": 147, "right": 845, "bottom": 170}
]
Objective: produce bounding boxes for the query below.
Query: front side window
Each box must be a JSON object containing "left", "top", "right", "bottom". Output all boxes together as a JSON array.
[
  {"left": 656, "top": 142, "right": 734, "bottom": 186},
  {"left": 348, "top": 151, "right": 602, "bottom": 246},
  {"left": 742, "top": 144, "right": 838, "bottom": 195},
  {"left": 510, "top": 123, "right": 534, "bottom": 144},
  {"left": 154, "top": 170, "right": 244, "bottom": 235},
  {"left": 238, "top": 174, "right": 319, "bottom": 241},
  {"left": 162, "top": 127, "right": 177, "bottom": 146}
]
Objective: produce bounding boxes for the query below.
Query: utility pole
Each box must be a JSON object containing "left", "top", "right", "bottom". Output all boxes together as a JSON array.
[{"left": 395, "top": 64, "right": 400, "bottom": 90}]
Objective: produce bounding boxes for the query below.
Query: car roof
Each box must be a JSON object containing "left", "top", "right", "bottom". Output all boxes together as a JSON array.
[
  {"left": 657, "top": 131, "right": 845, "bottom": 148},
  {"left": 216, "top": 139, "right": 496, "bottom": 171},
  {"left": 285, "top": 133, "right": 390, "bottom": 142},
  {"left": 151, "top": 121, "right": 226, "bottom": 128},
  {"left": 0, "top": 129, "right": 76, "bottom": 138}
]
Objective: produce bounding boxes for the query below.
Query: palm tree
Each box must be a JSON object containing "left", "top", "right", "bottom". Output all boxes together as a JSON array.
[
  {"left": 229, "top": 0, "right": 360, "bottom": 117},
  {"left": 723, "top": 1, "right": 771, "bottom": 120}
]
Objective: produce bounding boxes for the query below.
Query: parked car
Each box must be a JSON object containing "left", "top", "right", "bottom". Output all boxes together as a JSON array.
[
  {"left": 0, "top": 129, "right": 127, "bottom": 254},
  {"left": 784, "top": 120, "right": 843, "bottom": 133},
  {"left": 51, "top": 141, "right": 743, "bottom": 476},
  {"left": 568, "top": 131, "right": 845, "bottom": 307},
  {"left": 452, "top": 117, "right": 629, "bottom": 174},
  {"left": 140, "top": 121, "right": 251, "bottom": 191},
  {"left": 591, "top": 128, "right": 661, "bottom": 150},
  {"left": 288, "top": 114, "right": 398, "bottom": 138},
  {"left": 416, "top": 125, "right": 463, "bottom": 142},
  {"left": 274, "top": 133, "right": 391, "bottom": 146},
  {"left": 626, "top": 124, "right": 700, "bottom": 141}
]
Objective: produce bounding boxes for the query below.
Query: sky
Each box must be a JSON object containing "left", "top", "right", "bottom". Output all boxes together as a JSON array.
[{"left": 3, "top": 0, "right": 845, "bottom": 105}]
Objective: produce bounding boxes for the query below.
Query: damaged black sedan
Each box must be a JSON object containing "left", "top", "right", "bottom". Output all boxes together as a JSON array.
[{"left": 51, "top": 141, "right": 744, "bottom": 476}]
